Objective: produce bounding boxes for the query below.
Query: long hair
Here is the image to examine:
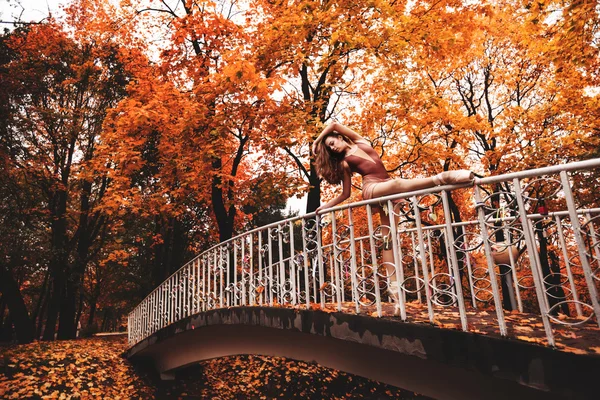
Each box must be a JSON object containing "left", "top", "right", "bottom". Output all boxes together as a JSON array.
[{"left": 314, "top": 134, "right": 352, "bottom": 184}]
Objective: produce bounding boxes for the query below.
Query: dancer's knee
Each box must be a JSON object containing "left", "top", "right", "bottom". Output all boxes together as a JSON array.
[{"left": 393, "top": 178, "right": 409, "bottom": 192}]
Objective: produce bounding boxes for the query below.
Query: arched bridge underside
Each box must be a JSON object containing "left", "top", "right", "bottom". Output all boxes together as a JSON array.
[{"left": 127, "top": 306, "right": 597, "bottom": 400}]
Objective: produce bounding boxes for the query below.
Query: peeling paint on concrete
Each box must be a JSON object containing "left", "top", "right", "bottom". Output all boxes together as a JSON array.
[{"left": 381, "top": 335, "right": 426, "bottom": 359}]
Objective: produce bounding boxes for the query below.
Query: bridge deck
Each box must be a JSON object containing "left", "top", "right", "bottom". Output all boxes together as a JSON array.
[{"left": 306, "top": 301, "right": 600, "bottom": 355}]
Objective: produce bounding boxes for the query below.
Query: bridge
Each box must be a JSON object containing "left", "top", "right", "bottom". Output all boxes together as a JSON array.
[{"left": 127, "top": 158, "right": 600, "bottom": 400}]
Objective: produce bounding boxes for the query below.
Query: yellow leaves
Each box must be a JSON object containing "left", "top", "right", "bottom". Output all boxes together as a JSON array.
[
  {"left": 516, "top": 335, "right": 539, "bottom": 343},
  {"left": 558, "top": 331, "right": 578, "bottom": 339},
  {"left": 514, "top": 325, "right": 534, "bottom": 333},
  {"left": 0, "top": 336, "right": 154, "bottom": 399}
]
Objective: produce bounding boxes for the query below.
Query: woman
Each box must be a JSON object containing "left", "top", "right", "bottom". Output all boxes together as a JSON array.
[
  {"left": 312, "top": 122, "right": 475, "bottom": 314},
  {"left": 312, "top": 122, "right": 474, "bottom": 213}
]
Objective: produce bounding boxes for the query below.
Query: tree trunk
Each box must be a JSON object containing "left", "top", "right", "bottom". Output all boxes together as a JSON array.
[
  {"left": 0, "top": 264, "right": 35, "bottom": 344},
  {"left": 31, "top": 267, "right": 50, "bottom": 331},
  {"left": 100, "top": 308, "right": 111, "bottom": 332},
  {"left": 43, "top": 273, "right": 64, "bottom": 341},
  {"left": 306, "top": 160, "right": 322, "bottom": 214},
  {"left": 87, "top": 299, "right": 97, "bottom": 330},
  {"left": 75, "top": 278, "right": 85, "bottom": 334},
  {"left": 43, "top": 189, "right": 69, "bottom": 341},
  {"left": 58, "top": 237, "right": 91, "bottom": 339},
  {"left": 36, "top": 284, "right": 50, "bottom": 339},
  {"left": 57, "top": 276, "right": 77, "bottom": 339},
  {"left": 212, "top": 158, "right": 236, "bottom": 243}
]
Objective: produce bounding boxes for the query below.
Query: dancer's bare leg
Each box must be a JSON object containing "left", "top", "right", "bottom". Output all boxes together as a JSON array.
[
  {"left": 371, "top": 177, "right": 437, "bottom": 198},
  {"left": 372, "top": 171, "right": 475, "bottom": 199}
]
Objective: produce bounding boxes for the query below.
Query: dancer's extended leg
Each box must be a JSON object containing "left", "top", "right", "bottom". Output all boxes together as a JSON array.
[
  {"left": 371, "top": 177, "right": 436, "bottom": 198},
  {"left": 371, "top": 170, "right": 474, "bottom": 198},
  {"left": 432, "top": 170, "right": 474, "bottom": 186}
]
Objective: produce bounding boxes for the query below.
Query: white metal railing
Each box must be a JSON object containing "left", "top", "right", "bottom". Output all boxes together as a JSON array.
[{"left": 128, "top": 158, "right": 600, "bottom": 348}]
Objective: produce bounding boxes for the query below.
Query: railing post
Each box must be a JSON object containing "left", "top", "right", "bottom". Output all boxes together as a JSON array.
[
  {"left": 440, "top": 191, "right": 468, "bottom": 331},
  {"left": 289, "top": 220, "right": 297, "bottom": 305},
  {"left": 411, "top": 196, "right": 435, "bottom": 323},
  {"left": 249, "top": 233, "right": 256, "bottom": 306},
  {"left": 410, "top": 231, "right": 422, "bottom": 303},
  {"left": 202, "top": 257, "right": 207, "bottom": 312},
  {"left": 501, "top": 224, "right": 523, "bottom": 312},
  {"left": 241, "top": 237, "right": 247, "bottom": 306},
  {"left": 330, "top": 211, "right": 343, "bottom": 311},
  {"left": 278, "top": 225, "right": 285, "bottom": 304},
  {"left": 258, "top": 231, "right": 264, "bottom": 305},
  {"left": 526, "top": 220, "right": 551, "bottom": 312},
  {"left": 268, "top": 227, "right": 274, "bottom": 306},
  {"left": 184, "top": 266, "right": 189, "bottom": 319},
  {"left": 560, "top": 171, "right": 600, "bottom": 326},
  {"left": 316, "top": 215, "right": 327, "bottom": 308},
  {"left": 197, "top": 257, "right": 202, "bottom": 313},
  {"left": 473, "top": 184, "right": 508, "bottom": 336},
  {"left": 366, "top": 205, "right": 383, "bottom": 317},
  {"left": 233, "top": 242, "right": 238, "bottom": 307},
  {"left": 347, "top": 208, "right": 361, "bottom": 314},
  {"left": 586, "top": 211, "right": 600, "bottom": 263},
  {"left": 387, "top": 199, "right": 406, "bottom": 320},
  {"left": 301, "top": 218, "right": 311, "bottom": 308},
  {"left": 513, "top": 179, "right": 554, "bottom": 344}
]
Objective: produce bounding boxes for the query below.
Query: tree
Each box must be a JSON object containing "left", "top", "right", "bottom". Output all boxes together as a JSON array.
[
  {"left": 106, "top": 0, "right": 292, "bottom": 247},
  {"left": 251, "top": 0, "right": 401, "bottom": 213},
  {"left": 0, "top": 12, "right": 131, "bottom": 339}
]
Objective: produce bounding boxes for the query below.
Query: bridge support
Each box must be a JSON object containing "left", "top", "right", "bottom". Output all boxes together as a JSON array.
[{"left": 128, "top": 307, "right": 598, "bottom": 400}]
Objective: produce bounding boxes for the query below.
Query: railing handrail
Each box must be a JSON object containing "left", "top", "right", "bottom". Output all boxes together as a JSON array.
[
  {"left": 128, "top": 157, "right": 600, "bottom": 349},
  {"left": 171, "top": 157, "right": 600, "bottom": 279}
]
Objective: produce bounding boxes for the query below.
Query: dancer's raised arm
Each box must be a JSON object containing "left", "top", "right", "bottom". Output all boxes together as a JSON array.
[{"left": 313, "top": 122, "right": 366, "bottom": 154}]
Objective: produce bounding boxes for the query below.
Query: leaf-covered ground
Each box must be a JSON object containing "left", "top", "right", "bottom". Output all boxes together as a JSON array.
[{"left": 0, "top": 335, "right": 432, "bottom": 399}]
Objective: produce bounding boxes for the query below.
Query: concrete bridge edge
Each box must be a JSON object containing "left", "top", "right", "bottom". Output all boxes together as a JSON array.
[{"left": 127, "top": 307, "right": 597, "bottom": 400}]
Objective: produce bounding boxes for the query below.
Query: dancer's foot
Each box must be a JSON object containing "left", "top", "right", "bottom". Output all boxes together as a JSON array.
[
  {"left": 387, "top": 281, "right": 401, "bottom": 316},
  {"left": 432, "top": 170, "right": 475, "bottom": 186}
]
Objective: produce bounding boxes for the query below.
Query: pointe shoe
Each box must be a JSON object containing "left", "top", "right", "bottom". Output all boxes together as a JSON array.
[
  {"left": 387, "top": 281, "right": 402, "bottom": 317},
  {"left": 432, "top": 170, "right": 475, "bottom": 186}
]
